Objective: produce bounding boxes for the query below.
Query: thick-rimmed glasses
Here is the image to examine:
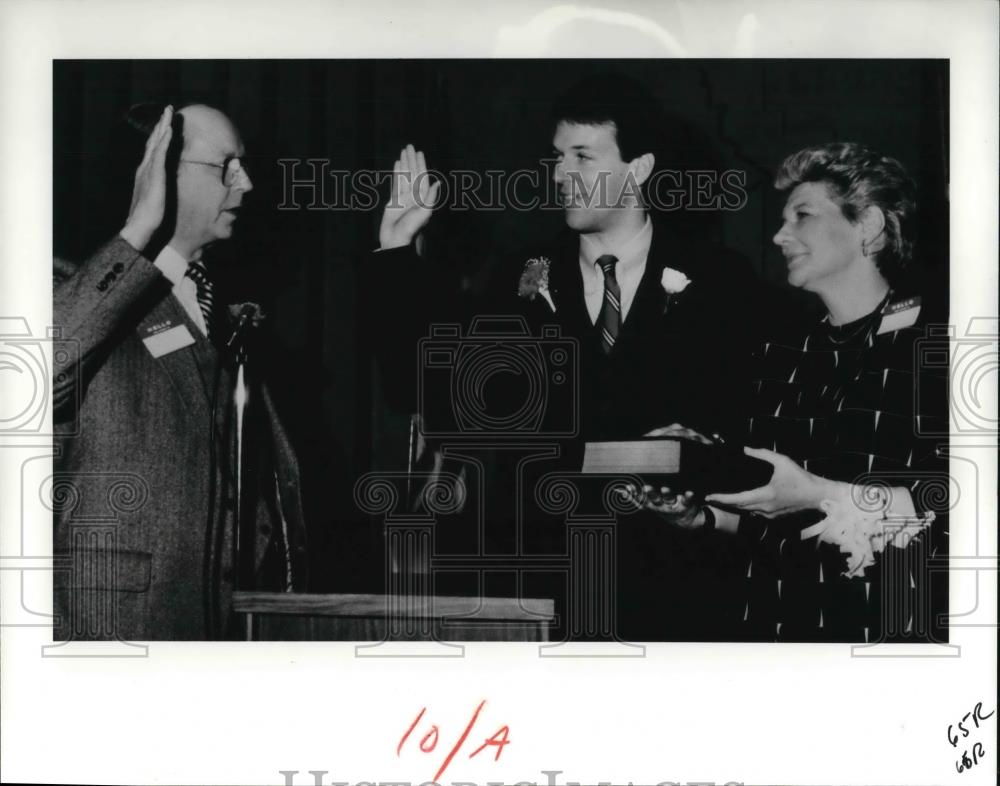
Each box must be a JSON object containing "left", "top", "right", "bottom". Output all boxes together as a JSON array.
[{"left": 180, "top": 155, "right": 250, "bottom": 187}]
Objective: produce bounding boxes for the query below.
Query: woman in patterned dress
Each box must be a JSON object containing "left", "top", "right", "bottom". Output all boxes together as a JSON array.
[{"left": 638, "top": 143, "right": 948, "bottom": 642}]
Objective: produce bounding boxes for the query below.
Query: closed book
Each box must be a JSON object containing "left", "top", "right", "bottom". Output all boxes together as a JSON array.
[{"left": 581, "top": 438, "right": 773, "bottom": 495}]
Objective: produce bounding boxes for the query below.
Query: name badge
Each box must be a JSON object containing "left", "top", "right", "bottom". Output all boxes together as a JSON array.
[
  {"left": 141, "top": 318, "right": 196, "bottom": 358},
  {"left": 878, "top": 296, "right": 921, "bottom": 334}
]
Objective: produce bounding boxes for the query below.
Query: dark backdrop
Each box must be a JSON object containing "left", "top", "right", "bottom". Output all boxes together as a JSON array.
[{"left": 53, "top": 59, "right": 949, "bottom": 590}]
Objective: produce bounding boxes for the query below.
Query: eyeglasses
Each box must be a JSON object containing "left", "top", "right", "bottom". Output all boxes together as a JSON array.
[{"left": 180, "top": 155, "right": 250, "bottom": 187}]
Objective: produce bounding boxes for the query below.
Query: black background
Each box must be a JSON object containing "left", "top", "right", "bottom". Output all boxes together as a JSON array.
[{"left": 53, "top": 59, "right": 949, "bottom": 589}]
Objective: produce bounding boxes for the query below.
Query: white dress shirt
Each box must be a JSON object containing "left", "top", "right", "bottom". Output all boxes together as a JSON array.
[
  {"left": 153, "top": 245, "right": 209, "bottom": 337},
  {"left": 579, "top": 216, "right": 653, "bottom": 324}
]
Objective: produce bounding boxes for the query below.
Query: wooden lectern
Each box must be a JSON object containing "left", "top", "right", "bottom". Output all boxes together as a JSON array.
[{"left": 233, "top": 592, "right": 556, "bottom": 641}]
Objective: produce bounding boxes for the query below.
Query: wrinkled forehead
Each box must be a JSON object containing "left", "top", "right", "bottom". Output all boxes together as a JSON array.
[{"left": 179, "top": 105, "right": 244, "bottom": 159}]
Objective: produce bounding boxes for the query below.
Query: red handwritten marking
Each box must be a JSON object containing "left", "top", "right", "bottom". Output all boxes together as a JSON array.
[
  {"left": 398, "top": 699, "right": 510, "bottom": 780},
  {"left": 433, "top": 699, "right": 486, "bottom": 782},
  {"left": 419, "top": 725, "right": 439, "bottom": 752},
  {"left": 397, "top": 707, "right": 425, "bottom": 757},
  {"left": 469, "top": 724, "right": 511, "bottom": 761}
]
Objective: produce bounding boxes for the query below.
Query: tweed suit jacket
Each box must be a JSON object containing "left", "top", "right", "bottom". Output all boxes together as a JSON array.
[{"left": 53, "top": 236, "right": 307, "bottom": 640}]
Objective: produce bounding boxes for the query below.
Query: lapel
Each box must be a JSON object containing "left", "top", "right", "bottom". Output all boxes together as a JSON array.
[
  {"left": 545, "top": 231, "right": 595, "bottom": 338},
  {"left": 618, "top": 222, "right": 696, "bottom": 346},
  {"left": 534, "top": 223, "right": 700, "bottom": 357},
  {"left": 546, "top": 222, "right": 694, "bottom": 345},
  {"left": 136, "top": 290, "right": 223, "bottom": 417}
]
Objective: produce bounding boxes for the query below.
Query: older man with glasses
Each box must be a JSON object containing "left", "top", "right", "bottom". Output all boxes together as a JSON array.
[{"left": 52, "top": 103, "right": 308, "bottom": 641}]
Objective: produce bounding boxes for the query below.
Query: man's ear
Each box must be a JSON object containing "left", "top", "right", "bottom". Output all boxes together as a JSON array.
[
  {"left": 627, "top": 152, "right": 655, "bottom": 186},
  {"left": 859, "top": 204, "right": 886, "bottom": 257}
]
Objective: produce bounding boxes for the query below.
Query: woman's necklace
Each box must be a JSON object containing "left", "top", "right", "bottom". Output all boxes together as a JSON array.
[{"left": 824, "top": 288, "right": 894, "bottom": 346}]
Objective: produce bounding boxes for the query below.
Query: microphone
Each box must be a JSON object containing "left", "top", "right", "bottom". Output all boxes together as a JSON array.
[{"left": 226, "top": 304, "right": 260, "bottom": 349}]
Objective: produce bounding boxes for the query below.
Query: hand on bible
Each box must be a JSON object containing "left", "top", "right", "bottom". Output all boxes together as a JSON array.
[
  {"left": 643, "top": 422, "right": 714, "bottom": 444},
  {"left": 120, "top": 105, "right": 173, "bottom": 251},
  {"left": 621, "top": 484, "right": 706, "bottom": 530},
  {"left": 706, "top": 446, "right": 834, "bottom": 518},
  {"left": 378, "top": 143, "right": 441, "bottom": 251}
]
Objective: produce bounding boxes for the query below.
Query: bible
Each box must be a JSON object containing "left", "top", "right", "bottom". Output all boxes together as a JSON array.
[{"left": 581, "top": 438, "right": 774, "bottom": 495}]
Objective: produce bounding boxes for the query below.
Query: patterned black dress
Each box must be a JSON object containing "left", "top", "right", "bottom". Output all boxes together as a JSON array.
[{"left": 737, "top": 294, "right": 949, "bottom": 642}]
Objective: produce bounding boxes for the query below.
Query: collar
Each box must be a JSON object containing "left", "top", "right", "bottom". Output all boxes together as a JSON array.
[
  {"left": 153, "top": 244, "right": 191, "bottom": 287},
  {"left": 579, "top": 215, "right": 652, "bottom": 272}
]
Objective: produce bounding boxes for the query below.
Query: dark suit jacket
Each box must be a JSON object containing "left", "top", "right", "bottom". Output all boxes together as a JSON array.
[
  {"left": 372, "top": 220, "right": 761, "bottom": 443},
  {"left": 52, "top": 237, "right": 307, "bottom": 641},
  {"left": 367, "top": 220, "right": 764, "bottom": 640}
]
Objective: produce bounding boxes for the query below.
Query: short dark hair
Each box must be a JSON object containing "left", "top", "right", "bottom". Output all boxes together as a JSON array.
[
  {"left": 551, "top": 72, "right": 663, "bottom": 163},
  {"left": 775, "top": 142, "right": 917, "bottom": 282}
]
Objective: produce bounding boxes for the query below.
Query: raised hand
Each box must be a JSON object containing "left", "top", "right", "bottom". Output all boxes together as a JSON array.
[
  {"left": 378, "top": 143, "right": 441, "bottom": 251},
  {"left": 120, "top": 105, "right": 173, "bottom": 251}
]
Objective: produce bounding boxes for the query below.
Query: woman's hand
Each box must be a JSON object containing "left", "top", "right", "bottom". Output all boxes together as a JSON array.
[
  {"left": 705, "top": 446, "right": 839, "bottom": 518},
  {"left": 621, "top": 484, "right": 706, "bottom": 530}
]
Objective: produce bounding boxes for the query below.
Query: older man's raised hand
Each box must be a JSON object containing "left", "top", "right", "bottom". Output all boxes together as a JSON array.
[{"left": 120, "top": 105, "right": 173, "bottom": 252}]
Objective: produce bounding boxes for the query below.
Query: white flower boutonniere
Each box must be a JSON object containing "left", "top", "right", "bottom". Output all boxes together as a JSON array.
[
  {"left": 518, "top": 256, "right": 555, "bottom": 312},
  {"left": 661, "top": 267, "right": 691, "bottom": 295},
  {"left": 660, "top": 267, "right": 691, "bottom": 314}
]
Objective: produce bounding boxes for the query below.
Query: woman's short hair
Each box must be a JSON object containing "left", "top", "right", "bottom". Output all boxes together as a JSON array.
[{"left": 775, "top": 142, "right": 917, "bottom": 282}]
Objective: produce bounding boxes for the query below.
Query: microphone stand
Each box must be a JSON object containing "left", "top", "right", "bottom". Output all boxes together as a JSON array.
[{"left": 228, "top": 308, "right": 258, "bottom": 593}]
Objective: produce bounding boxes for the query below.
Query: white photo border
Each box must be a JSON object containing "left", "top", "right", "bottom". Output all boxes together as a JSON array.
[{"left": 1, "top": 2, "right": 996, "bottom": 785}]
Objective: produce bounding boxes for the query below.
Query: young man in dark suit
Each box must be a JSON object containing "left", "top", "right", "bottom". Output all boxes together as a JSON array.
[
  {"left": 370, "top": 74, "right": 759, "bottom": 640},
  {"left": 53, "top": 105, "right": 307, "bottom": 641}
]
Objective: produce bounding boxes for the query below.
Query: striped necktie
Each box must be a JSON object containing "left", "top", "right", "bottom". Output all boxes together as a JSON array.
[
  {"left": 184, "top": 260, "right": 215, "bottom": 337},
  {"left": 595, "top": 254, "right": 620, "bottom": 354}
]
